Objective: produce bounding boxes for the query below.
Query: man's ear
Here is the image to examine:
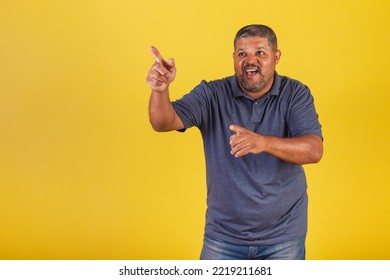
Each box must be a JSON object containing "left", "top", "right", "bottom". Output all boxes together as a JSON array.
[{"left": 275, "top": 50, "right": 281, "bottom": 64}]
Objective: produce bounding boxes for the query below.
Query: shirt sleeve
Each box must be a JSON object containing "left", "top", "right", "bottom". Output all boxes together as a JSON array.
[
  {"left": 171, "top": 80, "right": 211, "bottom": 130},
  {"left": 286, "top": 83, "right": 323, "bottom": 140}
]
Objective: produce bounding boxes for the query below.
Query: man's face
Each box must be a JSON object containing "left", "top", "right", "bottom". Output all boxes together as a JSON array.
[{"left": 233, "top": 36, "right": 281, "bottom": 97}]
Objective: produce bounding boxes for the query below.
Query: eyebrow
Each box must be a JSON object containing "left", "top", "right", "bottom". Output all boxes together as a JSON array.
[{"left": 237, "top": 46, "right": 266, "bottom": 51}]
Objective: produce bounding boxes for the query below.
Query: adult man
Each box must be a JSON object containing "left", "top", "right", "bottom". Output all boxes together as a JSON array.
[{"left": 146, "top": 24, "right": 323, "bottom": 260}]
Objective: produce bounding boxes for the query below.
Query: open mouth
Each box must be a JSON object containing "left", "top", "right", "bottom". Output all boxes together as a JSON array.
[
  {"left": 244, "top": 66, "right": 259, "bottom": 77},
  {"left": 245, "top": 69, "right": 258, "bottom": 76}
]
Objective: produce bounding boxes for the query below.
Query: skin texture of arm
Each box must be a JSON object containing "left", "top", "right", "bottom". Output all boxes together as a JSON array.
[
  {"left": 229, "top": 125, "right": 323, "bottom": 165},
  {"left": 148, "top": 90, "right": 184, "bottom": 132}
]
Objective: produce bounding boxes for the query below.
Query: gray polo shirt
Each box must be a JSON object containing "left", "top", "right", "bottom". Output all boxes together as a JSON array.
[{"left": 172, "top": 72, "right": 323, "bottom": 245}]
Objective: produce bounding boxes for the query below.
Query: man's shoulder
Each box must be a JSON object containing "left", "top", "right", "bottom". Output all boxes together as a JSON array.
[
  {"left": 272, "top": 74, "right": 311, "bottom": 102},
  {"left": 200, "top": 75, "right": 235, "bottom": 87},
  {"left": 194, "top": 75, "right": 236, "bottom": 96},
  {"left": 278, "top": 74, "right": 309, "bottom": 91}
]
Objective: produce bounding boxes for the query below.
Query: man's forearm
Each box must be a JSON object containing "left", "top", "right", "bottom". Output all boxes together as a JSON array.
[
  {"left": 262, "top": 134, "right": 323, "bottom": 165},
  {"left": 149, "top": 90, "right": 184, "bottom": 132}
]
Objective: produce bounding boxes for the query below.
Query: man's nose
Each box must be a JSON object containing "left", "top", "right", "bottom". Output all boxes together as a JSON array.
[{"left": 245, "top": 54, "right": 258, "bottom": 63}]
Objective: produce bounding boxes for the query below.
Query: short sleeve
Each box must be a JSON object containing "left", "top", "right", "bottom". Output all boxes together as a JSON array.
[
  {"left": 286, "top": 84, "right": 323, "bottom": 140},
  {"left": 171, "top": 80, "right": 211, "bottom": 129}
]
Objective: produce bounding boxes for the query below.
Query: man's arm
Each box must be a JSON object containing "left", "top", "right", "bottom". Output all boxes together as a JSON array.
[
  {"left": 146, "top": 46, "right": 184, "bottom": 132},
  {"left": 229, "top": 125, "right": 323, "bottom": 164}
]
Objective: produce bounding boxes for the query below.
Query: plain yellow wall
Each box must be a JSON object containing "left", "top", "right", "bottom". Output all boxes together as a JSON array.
[{"left": 0, "top": 0, "right": 389, "bottom": 259}]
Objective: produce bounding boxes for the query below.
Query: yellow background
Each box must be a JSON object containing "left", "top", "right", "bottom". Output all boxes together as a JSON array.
[{"left": 0, "top": 0, "right": 389, "bottom": 259}]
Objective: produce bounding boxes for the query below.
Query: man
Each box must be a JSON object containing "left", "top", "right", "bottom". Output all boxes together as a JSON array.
[{"left": 146, "top": 24, "right": 323, "bottom": 260}]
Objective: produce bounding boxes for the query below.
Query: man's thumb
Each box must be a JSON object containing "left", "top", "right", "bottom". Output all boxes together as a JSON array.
[{"left": 229, "top": 124, "right": 244, "bottom": 134}]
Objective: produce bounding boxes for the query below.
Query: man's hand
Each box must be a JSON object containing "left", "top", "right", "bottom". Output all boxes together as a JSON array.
[
  {"left": 229, "top": 125, "right": 264, "bottom": 157},
  {"left": 146, "top": 46, "right": 176, "bottom": 93},
  {"left": 229, "top": 124, "right": 323, "bottom": 164}
]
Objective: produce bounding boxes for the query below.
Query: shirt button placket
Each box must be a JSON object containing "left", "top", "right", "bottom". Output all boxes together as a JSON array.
[{"left": 251, "top": 101, "right": 260, "bottom": 123}]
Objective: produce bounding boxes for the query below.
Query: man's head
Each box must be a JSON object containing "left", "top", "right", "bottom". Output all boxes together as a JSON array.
[
  {"left": 233, "top": 24, "right": 281, "bottom": 98},
  {"left": 234, "top": 24, "right": 278, "bottom": 51}
]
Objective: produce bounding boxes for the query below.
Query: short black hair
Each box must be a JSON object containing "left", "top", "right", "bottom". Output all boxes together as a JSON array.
[{"left": 234, "top": 24, "right": 278, "bottom": 51}]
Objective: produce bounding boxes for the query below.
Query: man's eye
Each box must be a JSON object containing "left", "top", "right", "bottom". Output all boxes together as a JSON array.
[
  {"left": 238, "top": 52, "right": 246, "bottom": 57},
  {"left": 256, "top": 51, "right": 265, "bottom": 56}
]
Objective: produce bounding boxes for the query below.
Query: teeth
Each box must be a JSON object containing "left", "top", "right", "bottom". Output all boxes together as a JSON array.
[{"left": 246, "top": 69, "right": 257, "bottom": 74}]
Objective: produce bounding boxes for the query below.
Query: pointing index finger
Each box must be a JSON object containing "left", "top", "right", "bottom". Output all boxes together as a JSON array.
[{"left": 150, "top": 46, "right": 164, "bottom": 64}]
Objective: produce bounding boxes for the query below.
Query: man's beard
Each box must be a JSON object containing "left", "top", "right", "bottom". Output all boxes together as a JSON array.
[
  {"left": 238, "top": 77, "right": 264, "bottom": 93},
  {"left": 237, "top": 64, "right": 267, "bottom": 93},
  {"left": 237, "top": 74, "right": 266, "bottom": 93}
]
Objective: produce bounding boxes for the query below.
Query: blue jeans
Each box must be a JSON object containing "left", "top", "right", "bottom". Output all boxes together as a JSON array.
[{"left": 200, "top": 234, "right": 306, "bottom": 260}]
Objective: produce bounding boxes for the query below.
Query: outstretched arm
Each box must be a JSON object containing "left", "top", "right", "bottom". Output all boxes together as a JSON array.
[
  {"left": 229, "top": 125, "right": 323, "bottom": 164},
  {"left": 146, "top": 46, "right": 184, "bottom": 132}
]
